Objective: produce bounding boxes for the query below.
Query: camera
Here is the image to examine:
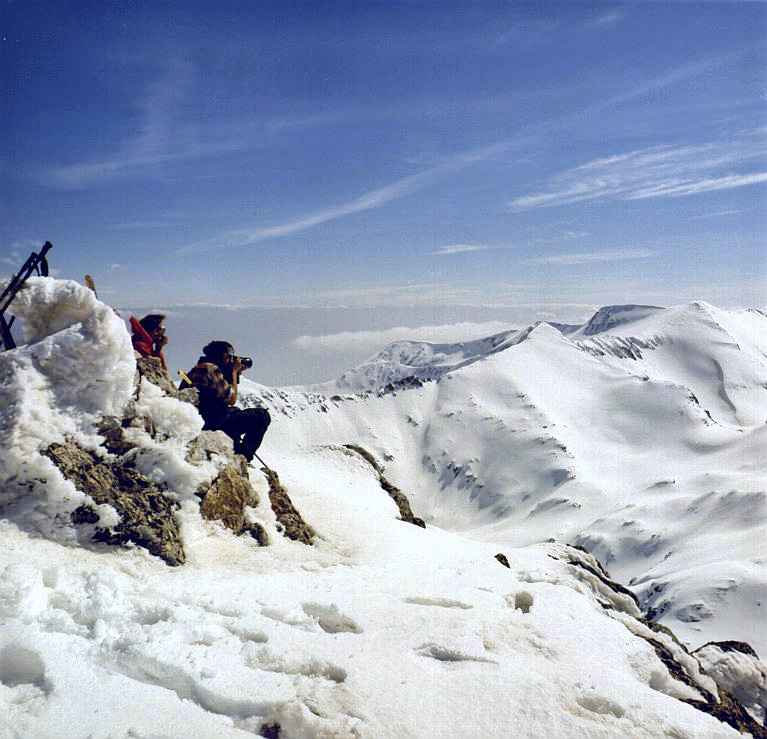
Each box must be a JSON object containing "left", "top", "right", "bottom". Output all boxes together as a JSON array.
[{"left": 236, "top": 356, "right": 253, "bottom": 370}]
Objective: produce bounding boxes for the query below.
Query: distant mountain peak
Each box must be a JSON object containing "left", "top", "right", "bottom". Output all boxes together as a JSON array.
[{"left": 581, "top": 304, "right": 664, "bottom": 336}]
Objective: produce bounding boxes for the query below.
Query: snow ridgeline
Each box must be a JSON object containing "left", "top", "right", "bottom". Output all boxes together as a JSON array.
[
  {"left": 242, "top": 299, "right": 767, "bottom": 658},
  {"left": 1, "top": 278, "right": 766, "bottom": 738}
]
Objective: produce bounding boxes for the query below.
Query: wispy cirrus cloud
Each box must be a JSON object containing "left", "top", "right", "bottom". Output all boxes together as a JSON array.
[
  {"left": 179, "top": 138, "right": 520, "bottom": 254},
  {"left": 509, "top": 130, "right": 767, "bottom": 211},
  {"left": 525, "top": 249, "right": 656, "bottom": 266},
  {"left": 688, "top": 207, "right": 754, "bottom": 220},
  {"left": 45, "top": 62, "right": 245, "bottom": 190},
  {"left": 44, "top": 63, "right": 356, "bottom": 191},
  {"left": 589, "top": 8, "right": 627, "bottom": 28},
  {"left": 431, "top": 243, "right": 489, "bottom": 256}
]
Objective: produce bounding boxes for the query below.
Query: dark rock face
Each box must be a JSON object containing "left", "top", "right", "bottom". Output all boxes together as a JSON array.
[
  {"left": 260, "top": 465, "right": 314, "bottom": 545},
  {"left": 242, "top": 521, "right": 269, "bottom": 545},
  {"left": 44, "top": 441, "right": 185, "bottom": 566},
  {"left": 562, "top": 550, "right": 641, "bottom": 611},
  {"left": 695, "top": 641, "right": 760, "bottom": 659},
  {"left": 96, "top": 416, "right": 136, "bottom": 455},
  {"left": 495, "top": 553, "right": 510, "bottom": 568},
  {"left": 343, "top": 444, "right": 426, "bottom": 528},
  {"left": 259, "top": 722, "right": 281, "bottom": 738},
  {"left": 685, "top": 690, "right": 766, "bottom": 737}
]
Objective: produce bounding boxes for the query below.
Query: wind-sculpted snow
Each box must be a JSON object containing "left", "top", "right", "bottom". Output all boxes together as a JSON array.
[
  {"left": 0, "top": 279, "right": 136, "bottom": 540},
  {"left": 241, "top": 301, "right": 767, "bottom": 656},
  {"left": 2, "top": 285, "right": 766, "bottom": 737}
]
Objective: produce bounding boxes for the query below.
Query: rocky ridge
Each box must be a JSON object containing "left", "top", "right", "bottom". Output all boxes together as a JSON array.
[{"left": 41, "top": 354, "right": 309, "bottom": 563}]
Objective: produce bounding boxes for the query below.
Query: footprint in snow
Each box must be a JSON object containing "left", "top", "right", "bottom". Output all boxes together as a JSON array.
[
  {"left": 302, "top": 603, "right": 363, "bottom": 634},
  {"left": 403, "top": 596, "right": 473, "bottom": 609},
  {"left": 0, "top": 645, "right": 50, "bottom": 692},
  {"left": 415, "top": 643, "right": 497, "bottom": 664},
  {"left": 506, "top": 591, "right": 534, "bottom": 613}
]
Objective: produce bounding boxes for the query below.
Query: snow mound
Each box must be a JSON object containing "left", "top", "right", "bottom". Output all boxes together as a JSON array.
[
  {"left": 0, "top": 279, "right": 136, "bottom": 537},
  {"left": 0, "top": 278, "right": 206, "bottom": 543}
]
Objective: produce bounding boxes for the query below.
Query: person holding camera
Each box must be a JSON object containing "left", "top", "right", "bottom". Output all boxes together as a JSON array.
[
  {"left": 130, "top": 313, "right": 168, "bottom": 369},
  {"left": 182, "top": 340, "right": 270, "bottom": 462}
]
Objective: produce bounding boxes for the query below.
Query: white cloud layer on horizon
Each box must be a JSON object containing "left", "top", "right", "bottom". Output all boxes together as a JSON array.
[
  {"left": 292, "top": 321, "right": 516, "bottom": 354},
  {"left": 509, "top": 130, "right": 767, "bottom": 210},
  {"left": 526, "top": 249, "right": 656, "bottom": 265}
]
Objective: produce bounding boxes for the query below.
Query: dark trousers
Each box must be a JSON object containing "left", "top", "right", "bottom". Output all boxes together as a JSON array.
[{"left": 204, "top": 406, "right": 271, "bottom": 461}]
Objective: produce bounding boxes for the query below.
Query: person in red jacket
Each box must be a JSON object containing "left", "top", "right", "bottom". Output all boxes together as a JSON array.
[{"left": 129, "top": 313, "right": 168, "bottom": 369}]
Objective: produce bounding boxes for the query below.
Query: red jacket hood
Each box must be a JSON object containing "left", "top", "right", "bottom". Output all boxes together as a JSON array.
[{"left": 130, "top": 316, "right": 166, "bottom": 369}]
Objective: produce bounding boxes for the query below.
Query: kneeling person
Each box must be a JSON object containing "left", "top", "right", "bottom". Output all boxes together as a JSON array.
[{"left": 183, "top": 340, "right": 270, "bottom": 461}]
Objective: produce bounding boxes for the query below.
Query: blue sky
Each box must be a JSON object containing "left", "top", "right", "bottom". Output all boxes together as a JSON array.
[{"left": 1, "top": 1, "right": 766, "bottom": 382}]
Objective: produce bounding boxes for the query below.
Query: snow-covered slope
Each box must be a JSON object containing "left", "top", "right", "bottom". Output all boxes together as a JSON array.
[
  {"left": 242, "top": 301, "right": 767, "bottom": 656},
  {"left": 2, "top": 282, "right": 765, "bottom": 738}
]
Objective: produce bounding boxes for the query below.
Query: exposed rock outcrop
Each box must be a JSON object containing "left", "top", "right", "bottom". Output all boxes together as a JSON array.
[
  {"left": 186, "top": 430, "right": 269, "bottom": 545},
  {"left": 134, "top": 355, "right": 179, "bottom": 398},
  {"left": 551, "top": 543, "right": 767, "bottom": 737},
  {"left": 343, "top": 444, "right": 426, "bottom": 528},
  {"left": 43, "top": 363, "right": 273, "bottom": 564},
  {"left": 260, "top": 465, "right": 314, "bottom": 545},
  {"left": 186, "top": 430, "right": 237, "bottom": 464},
  {"left": 44, "top": 441, "right": 185, "bottom": 566},
  {"left": 200, "top": 458, "right": 254, "bottom": 531},
  {"left": 132, "top": 360, "right": 268, "bottom": 544}
]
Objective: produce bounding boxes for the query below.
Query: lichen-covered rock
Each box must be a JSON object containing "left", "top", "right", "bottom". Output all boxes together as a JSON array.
[
  {"left": 261, "top": 465, "right": 314, "bottom": 545},
  {"left": 135, "top": 355, "right": 178, "bottom": 397},
  {"left": 120, "top": 400, "right": 156, "bottom": 437},
  {"left": 186, "top": 430, "right": 236, "bottom": 464},
  {"left": 242, "top": 521, "right": 269, "bottom": 546},
  {"left": 343, "top": 444, "right": 425, "bottom": 528},
  {"left": 187, "top": 431, "right": 269, "bottom": 544},
  {"left": 97, "top": 415, "right": 135, "bottom": 455},
  {"left": 200, "top": 457, "right": 258, "bottom": 533},
  {"left": 44, "top": 441, "right": 185, "bottom": 566},
  {"left": 177, "top": 386, "right": 199, "bottom": 406}
]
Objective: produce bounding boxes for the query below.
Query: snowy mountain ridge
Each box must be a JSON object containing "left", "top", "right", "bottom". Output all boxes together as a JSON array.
[
  {"left": 315, "top": 301, "right": 763, "bottom": 400},
  {"left": 241, "top": 300, "right": 767, "bottom": 656},
  {"left": 1, "top": 281, "right": 766, "bottom": 738}
]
